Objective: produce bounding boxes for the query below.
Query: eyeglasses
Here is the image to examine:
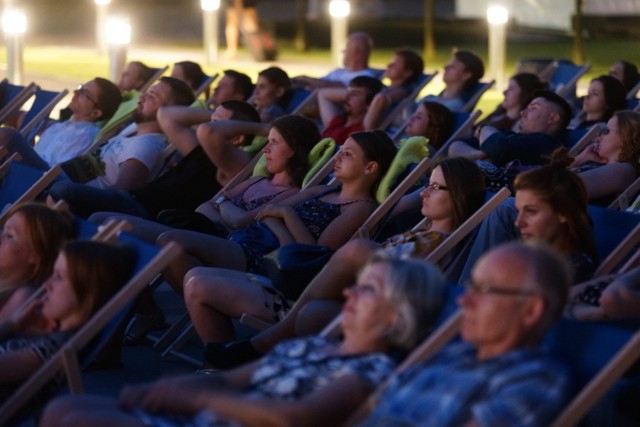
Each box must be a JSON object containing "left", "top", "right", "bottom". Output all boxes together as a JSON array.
[
  {"left": 75, "top": 84, "right": 99, "bottom": 107},
  {"left": 464, "top": 280, "right": 538, "bottom": 297},
  {"left": 424, "top": 183, "right": 448, "bottom": 191}
]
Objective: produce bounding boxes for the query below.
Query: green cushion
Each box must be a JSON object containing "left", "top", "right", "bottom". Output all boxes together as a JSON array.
[
  {"left": 94, "top": 90, "right": 140, "bottom": 141},
  {"left": 303, "top": 138, "right": 336, "bottom": 187},
  {"left": 242, "top": 135, "right": 268, "bottom": 154},
  {"left": 376, "top": 136, "right": 430, "bottom": 203}
]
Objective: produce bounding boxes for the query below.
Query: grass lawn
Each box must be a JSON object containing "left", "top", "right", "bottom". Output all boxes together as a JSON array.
[{"left": 0, "top": 34, "right": 637, "bottom": 116}]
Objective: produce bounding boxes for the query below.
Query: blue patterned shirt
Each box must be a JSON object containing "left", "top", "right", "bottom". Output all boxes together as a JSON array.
[{"left": 360, "top": 341, "right": 570, "bottom": 427}]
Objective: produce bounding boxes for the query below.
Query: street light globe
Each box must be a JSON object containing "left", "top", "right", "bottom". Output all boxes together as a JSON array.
[
  {"left": 106, "top": 16, "right": 131, "bottom": 45},
  {"left": 487, "top": 5, "right": 509, "bottom": 25},
  {"left": 201, "top": 0, "right": 220, "bottom": 11},
  {"left": 329, "top": 0, "right": 350, "bottom": 18},
  {"left": 2, "top": 9, "right": 26, "bottom": 34}
]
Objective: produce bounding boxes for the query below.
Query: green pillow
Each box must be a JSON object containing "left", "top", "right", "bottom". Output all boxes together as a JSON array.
[
  {"left": 242, "top": 135, "right": 268, "bottom": 154},
  {"left": 303, "top": 138, "right": 336, "bottom": 187},
  {"left": 376, "top": 136, "right": 430, "bottom": 203},
  {"left": 94, "top": 90, "right": 140, "bottom": 141}
]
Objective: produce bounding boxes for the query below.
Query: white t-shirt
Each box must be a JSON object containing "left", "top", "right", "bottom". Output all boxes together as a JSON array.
[
  {"left": 323, "top": 68, "right": 380, "bottom": 87},
  {"left": 34, "top": 120, "right": 100, "bottom": 166},
  {"left": 87, "top": 124, "right": 167, "bottom": 189}
]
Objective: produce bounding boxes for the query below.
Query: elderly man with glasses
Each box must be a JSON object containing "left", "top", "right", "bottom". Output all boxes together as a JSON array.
[
  {"left": 0, "top": 77, "right": 122, "bottom": 167},
  {"left": 359, "top": 241, "right": 572, "bottom": 427}
]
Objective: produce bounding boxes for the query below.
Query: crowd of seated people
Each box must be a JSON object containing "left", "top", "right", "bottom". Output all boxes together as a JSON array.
[{"left": 2, "top": 33, "right": 640, "bottom": 427}]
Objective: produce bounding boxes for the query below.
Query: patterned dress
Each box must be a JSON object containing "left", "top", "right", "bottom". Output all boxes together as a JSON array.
[{"left": 133, "top": 336, "right": 394, "bottom": 427}]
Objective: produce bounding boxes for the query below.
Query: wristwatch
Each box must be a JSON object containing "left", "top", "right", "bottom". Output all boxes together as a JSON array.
[{"left": 214, "top": 196, "right": 228, "bottom": 209}]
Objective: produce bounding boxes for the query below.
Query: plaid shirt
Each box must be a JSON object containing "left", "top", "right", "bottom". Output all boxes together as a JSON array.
[{"left": 360, "top": 341, "right": 570, "bottom": 427}]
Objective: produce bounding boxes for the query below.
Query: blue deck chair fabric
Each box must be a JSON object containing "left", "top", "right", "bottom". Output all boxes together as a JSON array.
[
  {"left": 0, "top": 161, "right": 49, "bottom": 209},
  {"left": 0, "top": 80, "right": 36, "bottom": 125},
  {"left": 73, "top": 217, "right": 99, "bottom": 240},
  {"left": 19, "top": 87, "right": 68, "bottom": 143},
  {"left": 461, "top": 80, "right": 495, "bottom": 113},
  {"left": 549, "top": 60, "right": 587, "bottom": 93},
  {"left": 625, "top": 98, "right": 639, "bottom": 110},
  {"left": 588, "top": 205, "right": 640, "bottom": 260},
  {"left": 544, "top": 318, "right": 638, "bottom": 400},
  {"left": 286, "top": 87, "right": 313, "bottom": 114},
  {"left": 78, "top": 231, "right": 161, "bottom": 369},
  {"left": 563, "top": 127, "right": 589, "bottom": 149}
]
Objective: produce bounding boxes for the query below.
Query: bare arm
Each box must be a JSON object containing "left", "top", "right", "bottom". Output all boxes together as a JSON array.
[
  {"left": 578, "top": 162, "right": 636, "bottom": 201},
  {"left": 0, "top": 349, "right": 42, "bottom": 384},
  {"left": 220, "top": 188, "right": 299, "bottom": 230},
  {"left": 158, "top": 106, "right": 212, "bottom": 156},
  {"left": 391, "top": 187, "right": 422, "bottom": 216},
  {"left": 363, "top": 87, "right": 405, "bottom": 131},
  {"left": 318, "top": 88, "right": 347, "bottom": 128},
  {"left": 599, "top": 266, "right": 640, "bottom": 319},
  {"left": 113, "top": 159, "right": 150, "bottom": 190},
  {"left": 294, "top": 76, "right": 344, "bottom": 91},
  {"left": 120, "top": 360, "right": 260, "bottom": 413},
  {"left": 197, "top": 120, "right": 269, "bottom": 183},
  {"left": 198, "top": 374, "right": 375, "bottom": 427},
  {"left": 448, "top": 140, "right": 488, "bottom": 161}
]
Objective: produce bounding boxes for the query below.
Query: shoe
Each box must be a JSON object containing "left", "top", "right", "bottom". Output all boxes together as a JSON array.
[
  {"left": 123, "top": 313, "right": 169, "bottom": 346},
  {"left": 203, "top": 338, "right": 262, "bottom": 369}
]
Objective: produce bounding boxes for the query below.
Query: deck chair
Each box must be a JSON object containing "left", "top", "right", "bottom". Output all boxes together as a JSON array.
[
  {"left": 547, "top": 319, "right": 639, "bottom": 427},
  {"left": 286, "top": 87, "right": 315, "bottom": 115},
  {"left": 429, "top": 110, "right": 483, "bottom": 163},
  {"left": 588, "top": 205, "right": 640, "bottom": 266},
  {"left": 0, "top": 232, "right": 182, "bottom": 425},
  {"left": 0, "top": 80, "right": 37, "bottom": 125},
  {"left": 567, "top": 123, "right": 600, "bottom": 156},
  {"left": 609, "top": 176, "right": 640, "bottom": 210},
  {"left": 18, "top": 87, "right": 70, "bottom": 144},
  {"left": 625, "top": 79, "right": 640, "bottom": 100},
  {"left": 0, "top": 156, "right": 61, "bottom": 223},
  {"left": 139, "top": 65, "right": 169, "bottom": 94},
  {"left": 194, "top": 73, "right": 219, "bottom": 99},
  {"left": 460, "top": 80, "right": 495, "bottom": 113},
  {"left": 548, "top": 60, "right": 591, "bottom": 99},
  {"left": 379, "top": 72, "right": 438, "bottom": 132}
]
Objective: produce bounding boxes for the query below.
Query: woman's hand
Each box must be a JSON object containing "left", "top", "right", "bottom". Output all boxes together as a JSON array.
[
  {"left": 573, "top": 143, "right": 605, "bottom": 167},
  {"left": 255, "top": 204, "right": 292, "bottom": 221},
  {"left": 120, "top": 379, "right": 206, "bottom": 415},
  {"left": 10, "top": 298, "right": 54, "bottom": 335}
]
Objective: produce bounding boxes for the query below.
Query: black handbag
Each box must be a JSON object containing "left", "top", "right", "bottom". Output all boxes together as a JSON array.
[{"left": 263, "top": 243, "right": 334, "bottom": 301}]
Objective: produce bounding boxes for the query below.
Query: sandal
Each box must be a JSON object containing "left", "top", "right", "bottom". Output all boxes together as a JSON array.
[{"left": 123, "top": 313, "right": 169, "bottom": 346}]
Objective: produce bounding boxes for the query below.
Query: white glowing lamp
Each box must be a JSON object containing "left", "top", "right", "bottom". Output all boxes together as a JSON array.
[
  {"left": 486, "top": 5, "right": 509, "bottom": 25},
  {"left": 329, "top": 0, "right": 350, "bottom": 18}
]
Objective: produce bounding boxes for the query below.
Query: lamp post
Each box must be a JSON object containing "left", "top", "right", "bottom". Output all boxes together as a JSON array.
[
  {"left": 95, "top": 0, "right": 110, "bottom": 55},
  {"left": 106, "top": 16, "right": 130, "bottom": 84},
  {"left": 329, "top": 0, "right": 349, "bottom": 67},
  {"left": 201, "top": 0, "right": 219, "bottom": 65},
  {"left": 487, "top": 5, "right": 509, "bottom": 92},
  {"left": 2, "top": 8, "right": 26, "bottom": 84}
]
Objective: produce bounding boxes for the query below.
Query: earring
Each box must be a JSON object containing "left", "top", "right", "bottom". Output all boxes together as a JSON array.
[{"left": 364, "top": 170, "right": 370, "bottom": 175}]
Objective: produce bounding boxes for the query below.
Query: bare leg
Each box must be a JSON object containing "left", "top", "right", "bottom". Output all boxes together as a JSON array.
[
  {"left": 89, "top": 212, "right": 175, "bottom": 244},
  {"left": 184, "top": 267, "right": 277, "bottom": 343},
  {"left": 295, "top": 299, "right": 343, "bottom": 336},
  {"left": 42, "top": 395, "right": 144, "bottom": 427},
  {"left": 157, "top": 229, "right": 246, "bottom": 294},
  {"left": 250, "top": 238, "right": 378, "bottom": 353},
  {"left": 224, "top": 1, "right": 241, "bottom": 56}
]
